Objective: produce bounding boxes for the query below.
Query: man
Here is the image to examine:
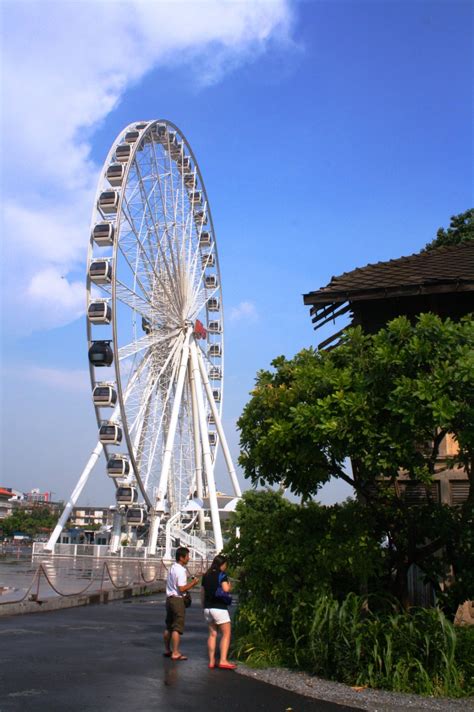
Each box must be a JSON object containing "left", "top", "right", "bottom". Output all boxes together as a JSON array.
[{"left": 163, "top": 546, "right": 200, "bottom": 661}]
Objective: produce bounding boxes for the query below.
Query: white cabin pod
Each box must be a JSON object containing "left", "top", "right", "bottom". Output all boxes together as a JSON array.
[
  {"left": 178, "top": 156, "right": 191, "bottom": 172},
  {"left": 209, "top": 367, "right": 222, "bottom": 380},
  {"left": 135, "top": 122, "right": 148, "bottom": 130},
  {"left": 194, "top": 209, "right": 207, "bottom": 225},
  {"left": 208, "top": 343, "right": 222, "bottom": 358},
  {"left": 98, "top": 190, "right": 120, "bottom": 215},
  {"left": 116, "top": 486, "right": 137, "bottom": 505},
  {"left": 115, "top": 143, "right": 131, "bottom": 162},
  {"left": 89, "top": 260, "right": 112, "bottom": 285},
  {"left": 124, "top": 130, "right": 139, "bottom": 143},
  {"left": 199, "top": 231, "right": 211, "bottom": 247},
  {"left": 155, "top": 124, "right": 167, "bottom": 143},
  {"left": 190, "top": 191, "right": 203, "bottom": 205},
  {"left": 106, "top": 163, "right": 125, "bottom": 186},
  {"left": 207, "top": 412, "right": 216, "bottom": 424},
  {"left": 107, "top": 455, "right": 130, "bottom": 477},
  {"left": 126, "top": 507, "right": 147, "bottom": 525},
  {"left": 208, "top": 431, "right": 217, "bottom": 446},
  {"left": 202, "top": 253, "right": 215, "bottom": 268},
  {"left": 207, "top": 297, "right": 220, "bottom": 311},
  {"left": 184, "top": 173, "right": 196, "bottom": 190},
  {"left": 88, "top": 300, "right": 112, "bottom": 324},
  {"left": 99, "top": 422, "right": 122, "bottom": 445},
  {"left": 88, "top": 340, "right": 113, "bottom": 367},
  {"left": 212, "top": 388, "right": 221, "bottom": 402},
  {"left": 167, "top": 132, "right": 177, "bottom": 148},
  {"left": 170, "top": 142, "right": 183, "bottom": 160},
  {"left": 92, "top": 222, "right": 114, "bottom": 247},
  {"left": 205, "top": 275, "right": 218, "bottom": 289},
  {"left": 92, "top": 384, "right": 117, "bottom": 407},
  {"left": 208, "top": 320, "right": 221, "bottom": 333}
]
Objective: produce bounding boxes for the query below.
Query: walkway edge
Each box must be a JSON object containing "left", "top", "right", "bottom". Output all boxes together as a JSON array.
[{"left": 0, "top": 581, "right": 165, "bottom": 617}]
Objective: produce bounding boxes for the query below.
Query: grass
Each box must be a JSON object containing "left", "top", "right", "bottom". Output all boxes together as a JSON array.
[{"left": 233, "top": 592, "right": 474, "bottom": 698}]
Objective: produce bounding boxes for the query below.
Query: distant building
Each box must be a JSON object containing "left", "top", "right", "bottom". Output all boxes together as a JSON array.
[{"left": 68, "top": 506, "right": 114, "bottom": 529}]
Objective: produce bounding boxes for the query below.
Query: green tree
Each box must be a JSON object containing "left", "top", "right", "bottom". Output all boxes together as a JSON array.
[
  {"left": 424, "top": 209, "right": 474, "bottom": 251},
  {"left": 237, "top": 314, "right": 474, "bottom": 607},
  {"left": 1, "top": 507, "right": 57, "bottom": 537}
]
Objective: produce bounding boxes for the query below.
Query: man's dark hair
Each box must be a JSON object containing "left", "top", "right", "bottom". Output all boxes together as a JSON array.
[{"left": 175, "top": 546, "right": 189, "bottom": 562}]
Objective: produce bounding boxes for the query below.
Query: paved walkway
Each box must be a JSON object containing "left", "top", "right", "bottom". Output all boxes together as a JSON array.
[{"left": 0, "top": 593, "right": 362, "bottom": 712}]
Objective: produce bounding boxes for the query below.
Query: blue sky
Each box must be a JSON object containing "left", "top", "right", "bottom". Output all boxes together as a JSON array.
[{"left": 1, "top": 0, "right": 472, "bottom": 506}]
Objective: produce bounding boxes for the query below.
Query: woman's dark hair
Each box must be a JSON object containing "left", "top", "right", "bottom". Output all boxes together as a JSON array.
[{"left": 207, "top": 554, "right": 227, "bottom": 574}]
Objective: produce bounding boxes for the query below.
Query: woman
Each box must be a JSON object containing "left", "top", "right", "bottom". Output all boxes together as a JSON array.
[{"left": 201, "top": 554, "right": 236, "bottom": 670}]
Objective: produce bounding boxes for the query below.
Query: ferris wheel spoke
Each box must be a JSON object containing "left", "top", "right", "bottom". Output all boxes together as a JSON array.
[
  {"left": 148, "top": 141, "right": 185, "bottom": 310},
  {"left": 118, "top": 329, "right": 179, "bottom": 361},
  {"left": 114, "top": 280, "right": 153, "bottom": 319}
]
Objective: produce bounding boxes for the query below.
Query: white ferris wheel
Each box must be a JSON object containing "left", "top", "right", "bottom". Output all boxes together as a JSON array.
[{"left": 46, "top": 120, "right": 241, "bottom": 557}]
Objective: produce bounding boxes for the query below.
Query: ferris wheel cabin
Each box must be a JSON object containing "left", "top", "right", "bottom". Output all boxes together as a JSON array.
[
  {"left": 124, "top": 130, "right": 139, "bottom": 144},
  {"left": 92, "top": 222, "right": 115, "bottom": 247},
  {"left": 207, "top": 297, "right": 220, "bottom": 311},
  {"left": 212, "top": 388, "right": 221, "bottom": 402},
  {"left": 88, "top": 300, "right": 112, "bottom": 324},
  {"left": 208, "top": 432, "right": 217, "bottom": 446},
  {"left": 89, "top": 260, "right": 112, "bottom": 284},
  {"left": 88, "top": 340, "right": 113, "bottom": 367},
  {"left": 126, "top": 507, "right": 147, "bottom": 526},
  {"left": 106, "top": 163, "right": 125, "bottom": 187},
  {"left": 202, "top": 253, "right": 215, "bottom": 268},
  {"left": 99, "top": 422, "right": 123, "bottom": 445},
  {"left": 107, "top": 455, "right": 130, "bottom": 477},
  {"left": 194, "top": 209, "right": 207, "bottom": 225},
  {"left": 199, "top": 232, "right": 211, "bottom": 247},
  {"left": 208, "top": 343, "right": 222, "bottom": 358},
  {"left": 92, "top": 384, "right": 117, "bottom": 407},
  {"left": 208, "top": 320, "right": 221, "bottom": 333},
  {"left": 205, "top": 275, "right": 218, "bottom": 289},
  {"left": 115, "top": 143, "right": 132, "bottom": 162},
  {"left": 116, "top": 486, "right": 137, "bottom": 506},
  {"left": 209, "top": 367, "right": 222, "bottom": 380},
  {"left": 98, "top": 191, "right": 120, "bottom": 214}
]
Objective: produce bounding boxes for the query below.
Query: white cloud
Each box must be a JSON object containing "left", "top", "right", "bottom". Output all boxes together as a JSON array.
[
  {"left": 1, "top": 0, "right": 294, "bottom": 334},
  {"left": 229, "top": 300, "right": 259, "bottom": 322}
]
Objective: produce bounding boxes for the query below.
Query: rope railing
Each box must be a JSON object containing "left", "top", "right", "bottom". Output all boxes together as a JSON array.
[{"left": 0, "top": 559, "right": 170, "bottom": 605}]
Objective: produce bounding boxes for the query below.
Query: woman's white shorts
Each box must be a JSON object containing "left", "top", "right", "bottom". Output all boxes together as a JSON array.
[{"left": 203, "top": 607, "right": 231, "bottom": 625}]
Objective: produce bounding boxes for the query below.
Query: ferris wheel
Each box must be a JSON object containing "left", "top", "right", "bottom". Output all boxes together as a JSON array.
[{"left": 46, "top": 120, "right": 241, "bottom": 557}]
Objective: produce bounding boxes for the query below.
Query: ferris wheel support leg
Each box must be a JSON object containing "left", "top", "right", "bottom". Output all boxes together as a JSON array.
[
  {"left": 196, "top": 347, "right": 242, "bottom": 497},
  {"left": 147, "top": 328, "right": 192, "bottom": 556},
  {"left": 44, "top": 440, "right": 104, "bottom": 552},
  {"left": 188, "top": 362, "right": 205, "bottom": 533},
  {"left": 110, "top": 510, "right": 123, "bottom": 553},
  {"left": 189, "top": 339, "right": 223, "bottom": 552},
  {"left": 147, "top": 511, "right": 161, "bottom": 557}
]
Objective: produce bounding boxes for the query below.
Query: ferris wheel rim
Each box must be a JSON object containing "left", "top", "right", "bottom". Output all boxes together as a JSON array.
[{"left": 86, "top": 119, "right": 225, "bottom": 513}]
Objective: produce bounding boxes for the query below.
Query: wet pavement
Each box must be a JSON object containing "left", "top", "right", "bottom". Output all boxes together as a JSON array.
[{"left": 0, "top": 593, "right": 362, "bottom": 711}]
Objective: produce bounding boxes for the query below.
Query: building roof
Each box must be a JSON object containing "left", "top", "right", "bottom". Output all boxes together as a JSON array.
[{"left": 304, "top": 242, "right": 474, "bottom": 308}]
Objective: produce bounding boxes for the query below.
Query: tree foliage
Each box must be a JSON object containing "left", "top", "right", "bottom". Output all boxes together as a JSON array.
[
  {"left": 237, "top": 314, "right": 474, "bottom": 605},
  {"left": 0, "top": 507, "right": 57, "bottom": 537},
  {"left": 423, "top": 208, "right": 474, "bottom": 251}
]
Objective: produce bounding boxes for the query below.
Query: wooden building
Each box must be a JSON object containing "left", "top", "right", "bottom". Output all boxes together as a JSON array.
[
  {"left": 304, "top": 241, "right": 474, "bottom": 350},
  {"left": 303, "top": 242, "right": 474, "bottom": 507}
]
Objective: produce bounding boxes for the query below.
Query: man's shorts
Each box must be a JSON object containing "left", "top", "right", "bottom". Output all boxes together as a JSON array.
[
  {"left": 166, "top": 596, "right": 185, "bottom": 634},
  {"left": 203, "top": 607, "right": 231, "bottom": 625}
]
